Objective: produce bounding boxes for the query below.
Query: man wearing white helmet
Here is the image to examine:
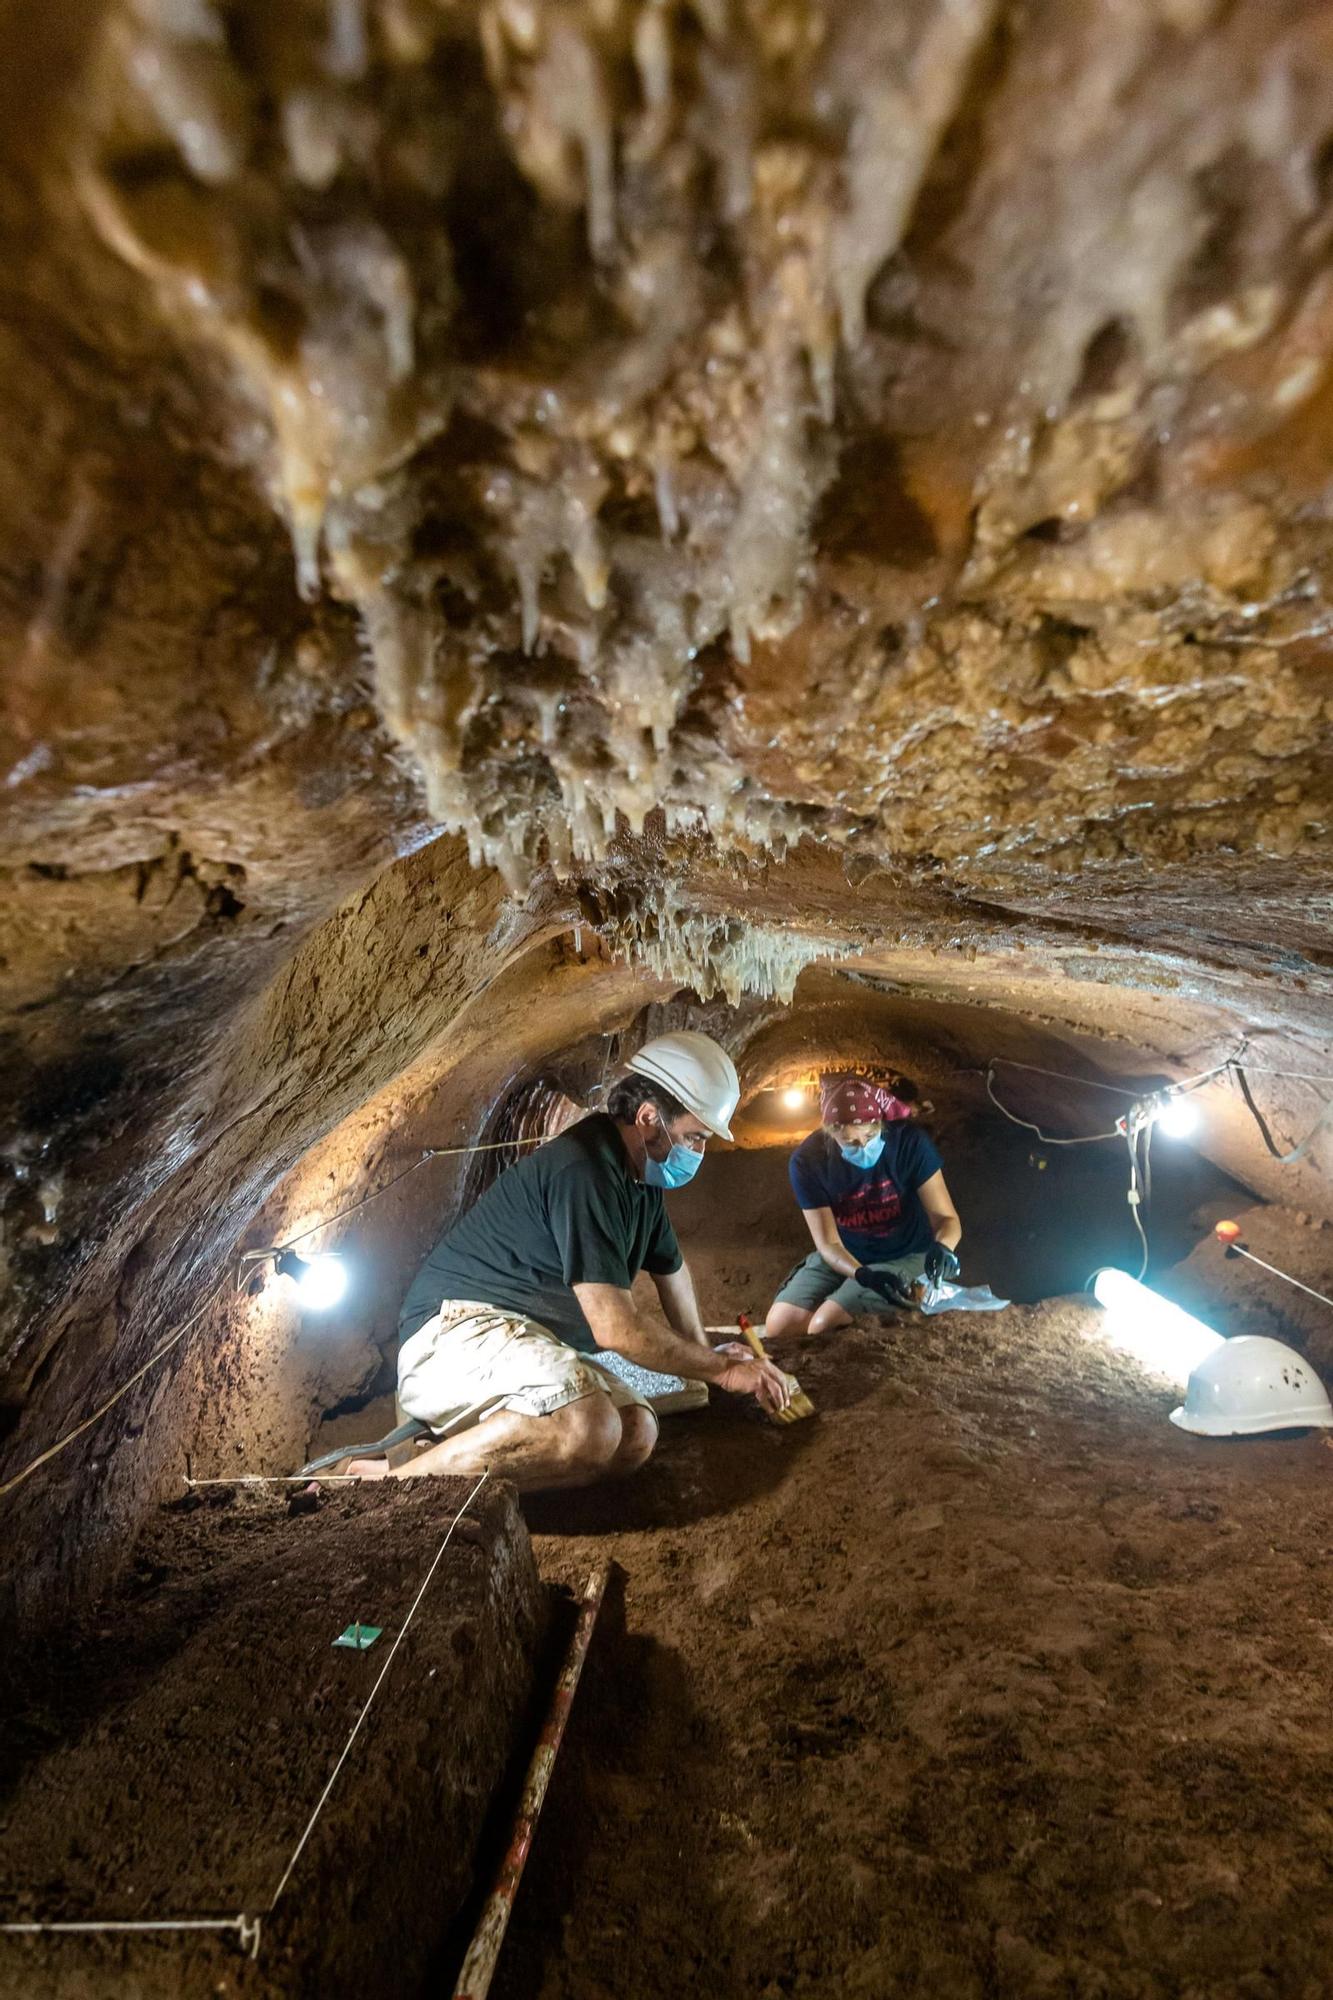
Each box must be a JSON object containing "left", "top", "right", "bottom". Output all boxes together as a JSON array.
[{"left": 334, "top": 1031, "right": 790, "bottom": 1488}]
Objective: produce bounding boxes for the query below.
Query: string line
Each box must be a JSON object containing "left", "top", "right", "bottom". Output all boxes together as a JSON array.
[
  {"left": 1228, "top": 1244, "right": 1333, "bottom": 1312},
  {"left": 278, "top": 1138, "right": 543, "bottom": 1250},
  {"left": 0, "top": 1281, "right": 230, "bottom": 1503},
  {"left": 0, "top": 1913, "right": 262, "bottom": 1959},
  {"left": 0, "top": 1473, "right": 489, "bottom": 1961},
  {"left": 1, "top": 1129, "right": 545, "bottom": 1505}
]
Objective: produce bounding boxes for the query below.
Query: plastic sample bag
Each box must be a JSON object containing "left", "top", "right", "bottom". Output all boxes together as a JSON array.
[{"left": 919, "top": 1281, "right": 1009, "bottom": 1315}]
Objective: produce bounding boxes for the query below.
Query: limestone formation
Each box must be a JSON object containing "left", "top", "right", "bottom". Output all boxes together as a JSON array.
[{"left": 2, "top": 0, "right": 1332, "bottom": 1618}]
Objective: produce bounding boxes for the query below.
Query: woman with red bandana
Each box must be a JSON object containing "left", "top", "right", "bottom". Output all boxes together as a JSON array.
[{"left": 764, "top": 1074, "right": 963, "bottom": 1339}]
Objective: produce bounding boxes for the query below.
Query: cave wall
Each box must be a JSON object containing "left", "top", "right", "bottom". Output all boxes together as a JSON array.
[
  {"left": 0, "top": 837, "right": 580, "bottom": 1630},
  {"left": 3, "top": 0, "right": 1333, "bottom": 1628}
]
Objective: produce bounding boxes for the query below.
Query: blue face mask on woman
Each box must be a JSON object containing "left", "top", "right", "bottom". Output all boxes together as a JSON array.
[
  {"left": 839, "top": 1133, "right": 885, "bottom": 1171},
  {"left": 644, "top": 1142, "right": 703, "bottom": 1189}
]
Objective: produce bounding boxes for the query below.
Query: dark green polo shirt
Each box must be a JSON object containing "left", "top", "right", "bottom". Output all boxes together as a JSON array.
[{"left": 398, "top": 1113, "right": 683, "bottom": 1354}]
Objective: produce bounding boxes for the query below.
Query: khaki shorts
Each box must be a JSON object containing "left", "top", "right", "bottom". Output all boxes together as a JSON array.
[{"left": 397, "top": 1299, "right": 653, "bottom": 1438}]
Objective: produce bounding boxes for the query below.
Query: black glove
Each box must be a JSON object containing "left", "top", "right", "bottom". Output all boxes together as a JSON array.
[
  {"left": 924, "top": 1244, "right": 960, "bottom": 1286},
  {"left": 855, "top": 1265, "right": 915, "bottom": 1305}
]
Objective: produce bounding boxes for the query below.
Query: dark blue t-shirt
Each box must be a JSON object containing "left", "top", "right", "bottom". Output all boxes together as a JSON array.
[{"left": 789, "top": 1122, "right": 943, "bottom": 1263}]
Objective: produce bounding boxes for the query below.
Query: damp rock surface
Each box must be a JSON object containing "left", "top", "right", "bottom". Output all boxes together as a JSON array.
[{"left": 0, "top": 1477, "right": 544, "bottom": 2000}]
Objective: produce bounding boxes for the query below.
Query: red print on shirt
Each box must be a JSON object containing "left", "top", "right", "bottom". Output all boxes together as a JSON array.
[{"left": 832, "top": 1175, "right": 902, "bottom": 1239}]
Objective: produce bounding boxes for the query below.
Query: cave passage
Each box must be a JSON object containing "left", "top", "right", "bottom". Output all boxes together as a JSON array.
[
  {"left": 6, "top": 1, "right": 1333, "bottom": 1991},
  {"left": 6, "top": 971, "right": 1333, "bottom": 1998}
]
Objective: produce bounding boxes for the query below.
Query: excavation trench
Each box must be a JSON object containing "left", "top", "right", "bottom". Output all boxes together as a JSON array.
[{"left": 0, "top": 1477, "right": 545, "bottom": 1999}]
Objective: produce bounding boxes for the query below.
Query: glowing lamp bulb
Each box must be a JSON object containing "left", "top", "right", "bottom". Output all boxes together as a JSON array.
[
  {"left": 1154, "top": 1095, "right": 1198, "bottom": 1139},
  {"left": 276, "top": 1250, "right": 348, "bottom": 1310},
  {"left": 1090, "top": 1268, "right": 1224, "bottom": 1386},
  {"left": 782, "top": 1087, "right": 807, "bottom": 1110}
]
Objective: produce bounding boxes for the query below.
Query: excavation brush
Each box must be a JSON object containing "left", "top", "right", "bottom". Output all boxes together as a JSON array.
[{"left": 737, "top": 1313, "right": 815, "bottom": 1425}]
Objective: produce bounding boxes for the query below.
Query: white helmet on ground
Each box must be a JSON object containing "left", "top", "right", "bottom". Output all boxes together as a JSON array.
[
  {"left": 1170, "top": 1336, "right": 1333, "bottom": 1437},
  {"left": 626, "top": 1031, "right": 740, "bottom": 1142}
]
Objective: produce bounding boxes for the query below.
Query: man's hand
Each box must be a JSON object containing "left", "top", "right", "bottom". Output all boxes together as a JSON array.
[
  {"left": 924, "top": 1244, "right": 960, "bottom": 1286},
  {"left": 713, "top": 1355, "right": 792, "bottom": 1415},
  {"left": 855, "top": 1265, "right": 915, "bottom": 1305}
]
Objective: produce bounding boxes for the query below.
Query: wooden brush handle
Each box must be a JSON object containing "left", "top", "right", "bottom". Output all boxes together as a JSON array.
[{"left": 738, "top": 1319, "right": 767, "bottom": 1362}]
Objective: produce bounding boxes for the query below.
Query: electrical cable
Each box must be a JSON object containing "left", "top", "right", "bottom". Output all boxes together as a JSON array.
[
  {"left": 984, "top": 1036, "right": 1333, "bottom": 1280},
  {"left": 1231, "top": 1065, "right": 1333, "bottom": 1166},
  {"left": 984, "top": 1066, "right": 1122, "bottom": 1144},
  {"left": 1228, "top": 1063, "right": 1333, "bottom": 1084},
  {"left": 1125, "top": 1125, "right": 1150, "bottom": 1281},
  {"left": 984, "top": 1059, "right": 1205, "bottom": 1280}
]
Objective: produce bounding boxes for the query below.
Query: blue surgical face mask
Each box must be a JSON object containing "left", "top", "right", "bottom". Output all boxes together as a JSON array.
[
  {"left": 839, "top": 1133, "right": 885, "bottom": 1171},
  {"left": 644, "top": 1142, "right": 703, "bottom": 1190},
  {"left": 643, "top": 1115, "right": 705, "bottom": 1190}
]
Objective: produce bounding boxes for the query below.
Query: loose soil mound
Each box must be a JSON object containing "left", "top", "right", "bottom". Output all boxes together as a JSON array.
[
  {"left": 0, "top": 1478, "right": 544, "bottom": 1999},
  {"left": 498, "top": 1298, "right": 1333, "bottom": 1999}
]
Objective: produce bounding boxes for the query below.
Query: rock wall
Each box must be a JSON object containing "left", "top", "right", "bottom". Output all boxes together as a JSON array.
[{"left": 2, "top": 0, "right": 1332, "bottom": 1625}]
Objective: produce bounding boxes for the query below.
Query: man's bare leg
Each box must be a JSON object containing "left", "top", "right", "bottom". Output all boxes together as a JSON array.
[
  {"left": 606, "top": 1405, "right": 658, "bottom": 1477},
  {"left": 344, "top": 1393, "right": 624, "bottom": 1492}
]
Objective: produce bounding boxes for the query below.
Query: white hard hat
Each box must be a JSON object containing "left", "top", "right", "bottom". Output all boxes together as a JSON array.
[
  {"left": 1170, "top": 1336, "right": 1333, "bottom": 1437},
  {"left": 626, "top": 1031, "right": 740, "bottom": 1142}
]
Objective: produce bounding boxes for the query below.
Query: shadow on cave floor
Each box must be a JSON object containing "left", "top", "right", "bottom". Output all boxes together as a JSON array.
[{"left": 427, "top": 1564, "right": 721, "bottom": 1996}]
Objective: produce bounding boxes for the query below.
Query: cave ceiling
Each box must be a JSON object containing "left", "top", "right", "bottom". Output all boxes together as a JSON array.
[
  {"left": 4, "top": 0, "right": 1331, "bottom": 953},
  {"left": 2, "top": 0, "right": 1333, "bottom": 1201}
]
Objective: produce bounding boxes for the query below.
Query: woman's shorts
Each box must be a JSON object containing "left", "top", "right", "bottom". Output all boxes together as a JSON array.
[
  {"left": 773, "top": 1249, "right": 930, "bottom": 1318},
  {"left": 397, "top": 1299, "right": 653, "bottom": 1437}
]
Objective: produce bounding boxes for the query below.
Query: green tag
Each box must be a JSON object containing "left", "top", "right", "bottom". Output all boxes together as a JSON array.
[{"left": 333, "top": 1622, "right": 382, "bottom": 1650}]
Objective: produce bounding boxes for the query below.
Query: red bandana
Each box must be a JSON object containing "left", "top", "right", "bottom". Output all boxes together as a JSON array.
[{"left": 819, "top": 1074, "right": 913, "bottom": 1126}]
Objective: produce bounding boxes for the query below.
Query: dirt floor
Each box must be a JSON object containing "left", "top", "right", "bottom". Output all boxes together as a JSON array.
[
  {"left": 309, "top": 1128, "right": 1333, "bottom": 1998},
  {"left": 479, "top": 1137, "right": 1333, "bottom": 2000},
  {"left": 12, "top": 1121, "right": 1333, "bottom": 1998},
  {"left": 0, "top": 1479, "right": 544, "bottom": 1999},
  {"left": 497, "top": 1333, "right": 1333, "bottom": 1999}
]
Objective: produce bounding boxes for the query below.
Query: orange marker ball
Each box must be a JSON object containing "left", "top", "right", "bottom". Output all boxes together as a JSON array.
[{"left": 1215, "top": 1220, "right": 1242, "bottom": 1244}]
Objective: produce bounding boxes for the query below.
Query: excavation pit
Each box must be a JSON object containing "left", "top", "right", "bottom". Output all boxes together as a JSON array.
[{"left": 0, "top": 1478, "right": 545, "bottom": 2000}]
